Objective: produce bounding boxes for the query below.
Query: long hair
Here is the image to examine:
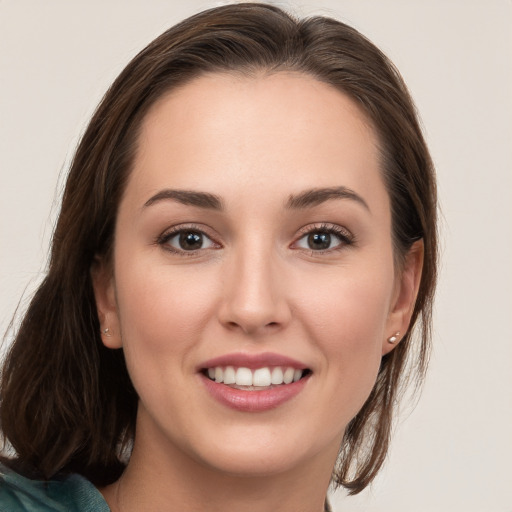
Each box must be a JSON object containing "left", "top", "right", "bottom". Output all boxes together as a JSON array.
[{"left": 0, "top": 3, "right": 437, "bottom": 494}]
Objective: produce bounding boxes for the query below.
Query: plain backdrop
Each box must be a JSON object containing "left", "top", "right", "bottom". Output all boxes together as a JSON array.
[{"left": 1, "top": 1, "right": 511, "bottom": 511}]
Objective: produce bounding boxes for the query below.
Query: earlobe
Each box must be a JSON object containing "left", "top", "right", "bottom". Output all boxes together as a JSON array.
[
  {"left": 382, "top": 239, "right": 424, "bottom": 355},
  {"left": 91, "top": 256, "right": 122, "bottom": 349},
  {"left": 387, "top": 331, "right": 401, "bottom": 345}
]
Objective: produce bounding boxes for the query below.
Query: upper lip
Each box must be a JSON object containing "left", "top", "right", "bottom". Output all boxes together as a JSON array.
[{"left": 198, "top": 352, "right": 309, "bottom": 371}]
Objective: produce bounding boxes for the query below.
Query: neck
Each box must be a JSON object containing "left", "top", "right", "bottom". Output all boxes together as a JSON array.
[{"left": 101, "top": 413, "right": 338, "bottom": 512}]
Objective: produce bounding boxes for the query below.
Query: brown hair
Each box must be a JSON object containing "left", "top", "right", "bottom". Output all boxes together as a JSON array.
[{"left": 0, "top": 3, "right": 437, "bottom": 495}]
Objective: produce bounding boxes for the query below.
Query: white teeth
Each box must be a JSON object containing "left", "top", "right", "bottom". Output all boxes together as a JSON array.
[
  {"left": 223, "top": 366, "right": 236, "bottom": 385},
  {"left": 235, "top": 367, "right": 253, "bottom": 386},
  {"left": 283, "top": 367, "right": 295, "bottom": 384},
  {"left": 253, "top": 368, "right": 272, "bottom": 387},
  {"left": 206, "top": 365, "right": 307, "bottom": 386},
  {"left": 271, "top": 367, "right": 284, "bottom": 385}
]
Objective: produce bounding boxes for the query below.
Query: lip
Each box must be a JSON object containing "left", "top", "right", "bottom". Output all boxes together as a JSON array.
[
  {"left": 198, "top": 352, "right": 311, "bottom": 412},
  {"left": 198, "top": 352, "right": 309, "bottom": 371},
  {"left": 200, "top": 372, "right": 311, "bottom": 412}
]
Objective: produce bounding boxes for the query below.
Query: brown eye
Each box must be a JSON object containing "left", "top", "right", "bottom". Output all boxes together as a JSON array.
[
  {"left": 179, "top": 231, "right": 204, "bottom": 250},
  {"left": 294, "top": 225, "right": 353, "bottom": 252},
  {"left": 307, "top": 232, "right": 331, "bottom": 250},
  {"left": 164, "top": 230, "right": 215, "bottom": 252}
]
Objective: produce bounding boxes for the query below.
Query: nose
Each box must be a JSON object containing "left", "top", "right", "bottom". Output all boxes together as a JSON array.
[{"left": 218, "top": 245, "right": 291, "bottom": 336}]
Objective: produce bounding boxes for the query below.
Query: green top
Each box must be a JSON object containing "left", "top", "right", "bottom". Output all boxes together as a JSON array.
[{"left": 0, "top": 463, "right": 110, "bottom": 512}]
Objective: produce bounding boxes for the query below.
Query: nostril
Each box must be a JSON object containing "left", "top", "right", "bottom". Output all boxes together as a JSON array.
[{"left": 222, "top": 319, "right": 282, "bottom": 334}]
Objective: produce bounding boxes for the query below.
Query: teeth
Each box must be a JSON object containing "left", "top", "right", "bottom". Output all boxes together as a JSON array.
[
  {"left": 235, "top": 367, "right": 253, "bottom": 386},
  {"left": 283, "top": 367, "right": 295, "bottom": 384},
  {"left": 271, "top": 367, "right": 284, "bottom": 385},
  {"left": 205, "top": 365, "right": 306, "bottom": 386},
  {"left": 253, "top": 368, "right": 271, "bottom": 387},
  {"left": 223, "top": 366, "right": 236, "bottom": 385}
]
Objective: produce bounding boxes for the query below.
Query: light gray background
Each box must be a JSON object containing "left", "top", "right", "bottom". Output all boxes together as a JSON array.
[{"left": 1, "top": 1, "right": 511, "bottom": 511}]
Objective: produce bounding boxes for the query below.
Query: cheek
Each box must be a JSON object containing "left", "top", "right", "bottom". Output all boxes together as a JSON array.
[
  {"left": 297, "top": 260, "right": 393, "bottom": 343},
  {"left": 294, "top": 263, "right": 393, "bottom": 417},
  {"left": 113, "top": 258, "right": 219, "bottom": 375}
]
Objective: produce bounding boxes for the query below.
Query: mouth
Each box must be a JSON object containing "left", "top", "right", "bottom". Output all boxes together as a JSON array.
[
  {"left": 202, "top": 365, "right": 312, "bottom": 390},
  {"left": 198, "top": 352, "right": 312, "bottom": 411}
]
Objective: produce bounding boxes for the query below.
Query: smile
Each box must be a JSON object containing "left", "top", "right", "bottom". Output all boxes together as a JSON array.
[
  {"left": 205, "top": 366, "right": 306, "bottom": 388},
  {"left": 198, "top": 353, "right": 312, "bottom": 412}
]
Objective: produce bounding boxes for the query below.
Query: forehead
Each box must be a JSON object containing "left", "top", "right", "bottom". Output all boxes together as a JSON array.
[{"left": 127, "top": 71, "right": 386, "bottom": 209}]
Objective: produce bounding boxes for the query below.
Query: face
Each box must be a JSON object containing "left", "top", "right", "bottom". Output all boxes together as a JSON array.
[{"left": 94, "top": 72, "right": 420, "bottom": 478}]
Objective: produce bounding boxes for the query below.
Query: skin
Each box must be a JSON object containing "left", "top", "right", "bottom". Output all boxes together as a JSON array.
[{"left": 93, "top": 72, "right": 423, "bottom": 512}]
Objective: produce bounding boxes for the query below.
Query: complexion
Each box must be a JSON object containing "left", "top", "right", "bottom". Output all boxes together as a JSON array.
[{"left": 94, "top": 72, "right": 421, "bottom": 512}]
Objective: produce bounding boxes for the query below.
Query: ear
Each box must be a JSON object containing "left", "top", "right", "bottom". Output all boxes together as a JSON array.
[
  {"left": 91, "top": 256, "right": 122, "bottom": 349},
  {"left": 382, "top": 239, "right": 424, "bottom": 356}
]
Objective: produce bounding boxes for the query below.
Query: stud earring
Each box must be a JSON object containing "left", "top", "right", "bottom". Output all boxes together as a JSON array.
[
  {"left": 102, "top": 327, "right": 112, "bottom": 337},
  {"left": 387, "top": 331, "right": 401, "bottom": 344}
]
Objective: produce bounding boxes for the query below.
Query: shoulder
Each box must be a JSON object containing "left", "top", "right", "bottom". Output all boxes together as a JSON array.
[{"left": 0, "top": 463, "right": 110, "bottom": 512}]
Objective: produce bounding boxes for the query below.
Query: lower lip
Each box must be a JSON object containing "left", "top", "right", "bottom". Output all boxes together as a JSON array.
[{"left": 200, "top": 374, "right": 310, "bottom": 412}]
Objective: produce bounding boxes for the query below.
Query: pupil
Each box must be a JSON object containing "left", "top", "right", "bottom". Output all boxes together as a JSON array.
[
  {"left": 179, "top": 231, "right": 203, "bottom": 250},
  {"left": 308, "top": 232, "right": 330, "bottom": 250}
]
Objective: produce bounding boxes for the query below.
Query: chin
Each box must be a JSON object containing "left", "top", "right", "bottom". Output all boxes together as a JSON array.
[
  {"left": 185, "top": 422, "right": 342, "bottom": 479},
  {"left": 198, "top": 445, "right": 308, "bottom": 478}
]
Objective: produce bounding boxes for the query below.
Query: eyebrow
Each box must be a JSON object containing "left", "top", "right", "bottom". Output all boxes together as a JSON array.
[
  {"left": 143, "top": 189, "right": 223, "bottom": 210},
  {"left": 286, "top": 186, "right": 370, "bottom": 212},
  {"left": 143, "top": 186, "right": 369, "bottom": 212}
]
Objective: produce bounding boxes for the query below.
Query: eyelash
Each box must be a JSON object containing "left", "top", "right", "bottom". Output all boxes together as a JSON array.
[
  {"left": 155, "top": 222, "right": 355, "bottom": 256},
  {"left": 155, "top": 223, "right": 219, "bottom": 257},
  {"left": 293, "top": 223, "right": 355, "bottom": 255}
]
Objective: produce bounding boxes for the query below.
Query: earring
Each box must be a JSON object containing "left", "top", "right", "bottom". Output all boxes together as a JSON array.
[
  {"left": 102, "top": 327, "right": 112, "bottom": 337},
  {"left": 387, "top": 331, "right": 401, "bottom": 344}
]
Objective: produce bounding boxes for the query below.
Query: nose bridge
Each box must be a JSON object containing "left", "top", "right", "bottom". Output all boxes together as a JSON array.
[{"left": 219, "top": 237, "right": 289, "bottom": 334}]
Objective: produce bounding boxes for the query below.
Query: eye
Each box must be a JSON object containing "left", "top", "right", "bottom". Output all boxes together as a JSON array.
[
  {"left": 300, "top": 232, "right": 335, "bottom": 250},
  {"left": 294, "top": 224, "right": 353, "bottom": 252},
  {"left": 159, "top": 228, "right": 217, "bottom": 253}
]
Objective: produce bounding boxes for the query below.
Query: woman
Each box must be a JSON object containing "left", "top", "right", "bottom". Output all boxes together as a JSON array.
[{"left": 0, "top": 3, "right": 437, "bottom": 511}]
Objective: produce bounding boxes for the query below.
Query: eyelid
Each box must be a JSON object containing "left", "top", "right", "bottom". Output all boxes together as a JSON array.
[
  {"left": 154, "top": 222, "right": 354, "bottom": 256},
  {"left": 291, "top": 222, "right": 355, "bottom": 251},
  {"left": 155, "top": 223, "right": 222, "bottom": 255}
]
